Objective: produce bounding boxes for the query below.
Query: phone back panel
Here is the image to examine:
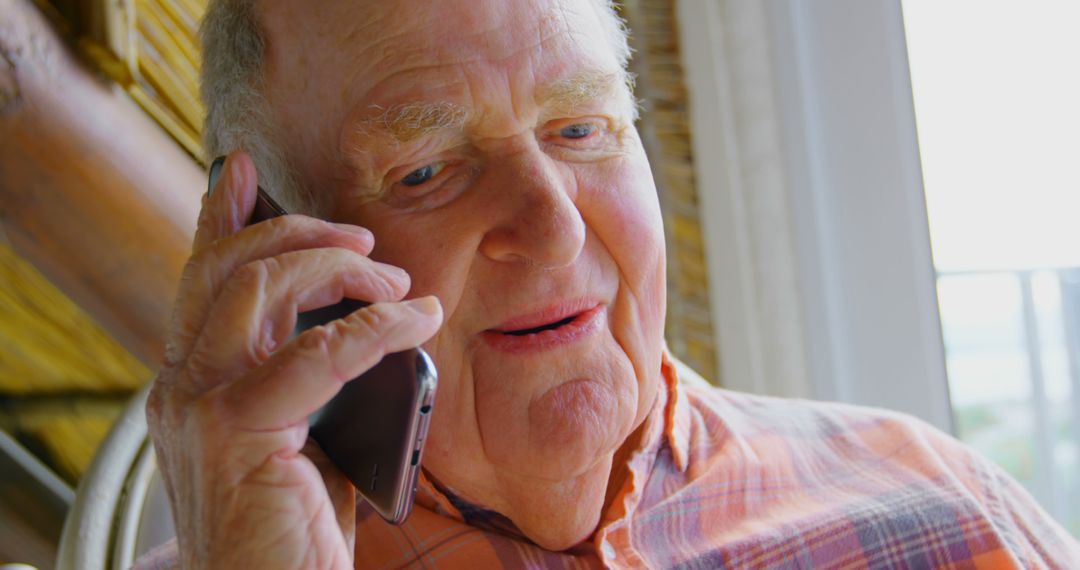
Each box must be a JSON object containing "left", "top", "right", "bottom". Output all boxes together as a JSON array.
[{"left": 300, "top": 302, "right": 437, "bottom": 524}]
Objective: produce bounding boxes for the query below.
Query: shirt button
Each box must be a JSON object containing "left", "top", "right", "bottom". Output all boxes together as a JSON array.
[{"left": 601, "top": 540, "right": 617, "bottom": 560}]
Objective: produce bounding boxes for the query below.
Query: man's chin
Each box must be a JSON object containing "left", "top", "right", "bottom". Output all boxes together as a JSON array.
[
  {"left": 522, "top": 378, "right": 636, "bottom": 477},
  {"left": 471, "top": 336, "right": 641, "bottom": 476}
]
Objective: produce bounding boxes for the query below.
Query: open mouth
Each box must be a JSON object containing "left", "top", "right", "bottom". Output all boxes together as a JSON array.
[
  {"left": 501, "top": 314, "right": 579, "bottom": 336},
  {"left": 483, "top": 305, "right": 604, "bottom": 353}
]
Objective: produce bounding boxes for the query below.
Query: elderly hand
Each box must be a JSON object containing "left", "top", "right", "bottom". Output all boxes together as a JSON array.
[{"left": 146, "top": 151, "right": 443, "bottom": 569}]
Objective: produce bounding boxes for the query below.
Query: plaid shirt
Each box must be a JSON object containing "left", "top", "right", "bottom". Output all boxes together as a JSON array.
[
  {"left": 353, "top": 353, "right": 1080, "bottom": 569},
  {"left": 135, "top": 352, "right": 1080, "bottom": 569}
]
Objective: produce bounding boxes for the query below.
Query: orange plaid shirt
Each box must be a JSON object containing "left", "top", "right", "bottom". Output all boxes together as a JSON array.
[
  {"left": 351, "top": 353, "right": 1080, "bottom": 569},
  {"left": 136, "top": 352, "right": 1080, "bottom": 569}
]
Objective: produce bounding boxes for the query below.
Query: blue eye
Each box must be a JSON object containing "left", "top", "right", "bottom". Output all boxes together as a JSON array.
[
  {"left": 560, "top": 124, "right": 596, "bottom": 139},
  {"left": 400, "top": 163, "right": 443, "bottom": 186}
]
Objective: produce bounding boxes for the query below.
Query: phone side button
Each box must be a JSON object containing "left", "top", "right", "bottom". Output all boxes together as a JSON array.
[
  {"left": 418, "top": 414, "right": 432, "bottom": 440},
  {"left": 411, "top": 449, "right": 421, "bottom": 466}
]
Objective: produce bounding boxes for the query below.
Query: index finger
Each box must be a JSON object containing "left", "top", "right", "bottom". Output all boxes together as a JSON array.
[{"left": 193, "top": 151, "right": 258, "bottom": 253}]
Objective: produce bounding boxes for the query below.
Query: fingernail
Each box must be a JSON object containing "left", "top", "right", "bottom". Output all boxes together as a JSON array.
[
  {"left": 404, "top": 296, "right": 441, "bottom": 317},
  {"left": 208, "top": 157, "right": 226, "bottom": 195},
  {"left": 331, "top": 222, "right": 373, "bottom": 239}
]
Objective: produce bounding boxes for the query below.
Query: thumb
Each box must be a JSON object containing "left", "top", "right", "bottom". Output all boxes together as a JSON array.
[{"left": 194, "top": 151, "right": 259, "bottom": 253}]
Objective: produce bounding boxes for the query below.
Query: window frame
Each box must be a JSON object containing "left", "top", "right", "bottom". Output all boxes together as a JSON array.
[{"left": 677, "top": 0, "right": 954, "bottom": 433}]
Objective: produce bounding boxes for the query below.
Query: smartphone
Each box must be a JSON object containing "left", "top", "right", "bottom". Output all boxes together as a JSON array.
[{"left": 208, "top": 157, "right": 437, "bottom": 524}]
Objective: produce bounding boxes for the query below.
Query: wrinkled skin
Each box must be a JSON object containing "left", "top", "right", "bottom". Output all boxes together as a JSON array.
[
  {"left": 148, "top": 153, "right": 445, "bottom": 568},
  {"left": 148, "top": 0, "right": 666, "bottom": 566}
]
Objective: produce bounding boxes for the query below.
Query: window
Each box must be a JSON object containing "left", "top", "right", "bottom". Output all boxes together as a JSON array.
[
  {"left": 679, "top": 0, "right": 1078, "bottom": 538},
  {"left": 904, "top": 0, "right": 1080, "bottom": 535}
]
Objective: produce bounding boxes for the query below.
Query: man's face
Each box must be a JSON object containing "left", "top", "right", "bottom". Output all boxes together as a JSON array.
[{"left": 261, "top": 0, "right": 666, "bottom": 533}]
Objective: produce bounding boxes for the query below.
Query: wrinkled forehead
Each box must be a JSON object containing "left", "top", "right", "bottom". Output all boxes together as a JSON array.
[{"left": 259, "top": 0, "right": 619, "bottom": 103}]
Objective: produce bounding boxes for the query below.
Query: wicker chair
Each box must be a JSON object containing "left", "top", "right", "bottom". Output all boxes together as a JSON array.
[{"left": 56, "top": 388, "right": 174, "bottom": 570}]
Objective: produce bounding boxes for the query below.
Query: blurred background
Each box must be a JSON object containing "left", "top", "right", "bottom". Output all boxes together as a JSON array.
[
  {"left": 0, "top": 0, "right": 1077, "bottom": 567},
  {"left": 905, "top": 0, "right": 1080, "bottom": 538}
]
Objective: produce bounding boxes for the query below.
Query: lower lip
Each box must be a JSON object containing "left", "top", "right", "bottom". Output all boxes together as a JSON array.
[{"left": 481, "top": 306, "right": 605, "bottom": 353}]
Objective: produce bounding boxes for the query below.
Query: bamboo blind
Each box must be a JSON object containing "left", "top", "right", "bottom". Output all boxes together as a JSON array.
[
  {"left": 0, "top": 243, "right": 149, "bottom": 395},
  {"left": 620, "top": 0, "right": 720, "bottom": 383},
  {"left": 79, "top": 0, "right": 207, "bottom": 159},
  {"left": 0, "top": 240, "right": 145, "bottom": 481}
]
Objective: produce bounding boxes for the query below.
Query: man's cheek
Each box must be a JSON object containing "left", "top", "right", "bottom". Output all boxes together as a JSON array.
[
  {"left": 581, "top": 167, "right": 666, "bottom": 297},
  {"left": 363, "top": 221, "right": 480, "bottom": 338},
  {"left": 580, "top": 157, "right": 663, "bottom": 242},
  {"left": 420, "top": 360, "right": 480, "bottom": 477}
]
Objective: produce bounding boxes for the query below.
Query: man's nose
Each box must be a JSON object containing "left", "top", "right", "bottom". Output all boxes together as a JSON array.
[{"left": 477, "top": 150, "right": 586, "bottom": 268}]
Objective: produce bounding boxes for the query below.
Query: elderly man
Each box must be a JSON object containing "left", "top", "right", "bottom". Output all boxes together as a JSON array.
[{"left": 140, "top": 0, "right": 1079, "bottom": 568}]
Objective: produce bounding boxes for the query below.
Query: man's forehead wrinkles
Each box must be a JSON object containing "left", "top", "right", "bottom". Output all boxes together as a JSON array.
[
  {"left": 368, "top": 3, "right": 571, "bottom": 78},
  {"left": 334, "top": 8, "right": 394, "bottom": 50}
]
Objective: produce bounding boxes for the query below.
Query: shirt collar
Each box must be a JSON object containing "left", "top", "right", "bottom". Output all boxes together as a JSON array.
[{"left": 661, "top": 349, "right": 692, "bottom": 473}]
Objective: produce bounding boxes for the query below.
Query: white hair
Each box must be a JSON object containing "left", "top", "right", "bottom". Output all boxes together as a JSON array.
[
  {"left": 199, "top": 0, "right": 632, "bottom": 213},
  {"left": 199, "top": 0, "right": 311, "bottom": 212}
]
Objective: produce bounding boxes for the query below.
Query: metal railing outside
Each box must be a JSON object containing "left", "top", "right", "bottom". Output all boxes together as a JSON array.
[{"left": 937, "top": 267, "right": 1080, "bottom": 537}]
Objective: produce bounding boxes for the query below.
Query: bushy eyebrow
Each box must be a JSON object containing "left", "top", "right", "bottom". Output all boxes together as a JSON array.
[
  {"left": 540, "top": 69, "right": 626, "bottom": 108},
  {"left": 538, "top": 70, "right": 633, "bottom": 116},
  {"left": 355, "top": 101, "right": 470, "bottom": 143}
]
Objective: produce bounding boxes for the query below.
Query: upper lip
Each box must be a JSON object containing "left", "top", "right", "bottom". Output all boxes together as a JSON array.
[{"left": 487, "top": 299, "right": 600, "bottom": 334}]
